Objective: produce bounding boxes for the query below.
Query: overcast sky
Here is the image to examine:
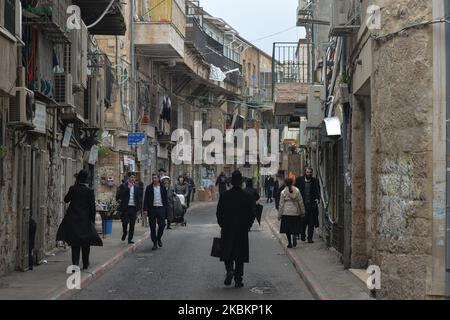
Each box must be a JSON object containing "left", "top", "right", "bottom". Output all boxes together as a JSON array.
[{"left": 201, "top": 0, "right": 306, "bottom": 56}]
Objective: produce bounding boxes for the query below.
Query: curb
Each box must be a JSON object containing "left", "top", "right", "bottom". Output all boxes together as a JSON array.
[
  {"left": 49, "top": 231, "right": 150, "bottom": 300},
  {"left": 264, "top": 210, "right": 331, "bottom": 301}
]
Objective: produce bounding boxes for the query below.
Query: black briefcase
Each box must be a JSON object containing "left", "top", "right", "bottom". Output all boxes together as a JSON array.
[{"left": 211, "top": 237, "right": 222, "bottom": 258}]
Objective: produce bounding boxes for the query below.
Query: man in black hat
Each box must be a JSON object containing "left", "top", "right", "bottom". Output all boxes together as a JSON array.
[
  {"left": 273, "top": 170, "right": 286, "bottom": 210},
  {"left": 216, "top": 171, "right": 256, "bottom": 288},
  {"left": 158, "top": 168, "right": 167, "bottom": 179}
]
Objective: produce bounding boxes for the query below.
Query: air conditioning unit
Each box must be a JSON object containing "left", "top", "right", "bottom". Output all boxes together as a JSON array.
[
  {"left": 307, "top": 85, "right": 325, "bottom": 128},
  {"left": 9, "top": 87, "right": 34, "bottom": 126},
  {"left": 54, "top": 74, "right": 74, "bottom": 106},
  {"left": 330, "top": 0, "right": 356, "bottom": 37},
  {"left": 67, "top": 21, "right": 88, "bottom": 91},
  {"left": 86, "top": 76, "right": 105, "bottom": 128}
]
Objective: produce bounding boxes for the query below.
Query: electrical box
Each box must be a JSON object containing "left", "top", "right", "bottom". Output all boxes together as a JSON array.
[{"left": 307, "top": 85, "right": 325, "bottom": 128}]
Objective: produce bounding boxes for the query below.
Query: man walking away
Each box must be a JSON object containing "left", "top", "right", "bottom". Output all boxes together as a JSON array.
[
  {"left": 295, "top": 167, "right": 321, "bottom": 243},
  {"left": 266, "top": 176, "right": 275, "bottom": 203},
  {"left": 216, "top": 171, "right": 256, "bottom": 288},
  {"left": 118, "top": 174, "right": 142, "bottom": 244},
  {"left": 274, "top": 170, "right": 286, "bottom": 210},
  {"left": 144, "top": 174, "right": 168, "bottom": 251},
  {"left": 216, "top": 172, "right": 229, "bottom": 196}
]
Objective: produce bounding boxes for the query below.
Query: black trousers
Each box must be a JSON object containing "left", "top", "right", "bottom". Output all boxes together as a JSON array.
[
  {"left": 301, "top": 211, "right": 315, "bottom": 241},
  {"left": 224, "top": 260, "right": 244, "bottom": 281},
  {"left": 186, "top": 191, "right": 191, "bottom": 208},
  {"left": 71, "top": 246, "right": 90, "bottom": 267},
  {"left": 149, "top": 206, "right": 166, "bottom": 243},
  {"left": 122, "top": 206, "right": 137, "bottom": 241}
]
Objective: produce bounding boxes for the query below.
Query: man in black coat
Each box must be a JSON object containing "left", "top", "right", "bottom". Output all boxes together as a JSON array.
[
  {"left": 295, "top": 167, "right": 321, "bottom": 243},
  {"left": 216, "top": 171, "right": 256, "bottom": 288},
  {"left": 273, "top": 170, "right": 286, "bottom": 210},
  {"left": 144, "top": 174, "right": 169, "bottom": 251},
  {"left": 117, "top": 173, "right": 143, "bottom": 244}
]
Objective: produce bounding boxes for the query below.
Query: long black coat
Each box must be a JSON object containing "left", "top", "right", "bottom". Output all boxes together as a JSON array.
[
  {"left": 56, "top": 184, "right": 103, "bottom": 247},
  {"left": 295, "top": 176, "right": 321, "bottom": 228},
  {"left": 274, "top": 181, "right": 285, "bottom": 210},
  {"left": 216, "top": 187, "right": 255, "bottom": 263},
  {"left": 117, "top": 183, "right": 143, "bottom": 212}
]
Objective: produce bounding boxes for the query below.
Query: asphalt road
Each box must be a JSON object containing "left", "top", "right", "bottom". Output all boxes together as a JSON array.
[{"left": 70, "top": 202, "right": 314, "bottom": 300}]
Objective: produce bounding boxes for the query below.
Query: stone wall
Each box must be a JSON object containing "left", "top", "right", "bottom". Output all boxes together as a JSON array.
[
  {"left": 0, "top": 105, "right": 17, "bottom": 276},
  {"left": 370, "top": 0, "right": 434, "bottom": 299}
]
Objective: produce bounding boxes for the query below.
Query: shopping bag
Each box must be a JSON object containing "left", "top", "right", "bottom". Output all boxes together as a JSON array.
[{"left": 211, "top": 237, "right": 222, "bottom": 258}]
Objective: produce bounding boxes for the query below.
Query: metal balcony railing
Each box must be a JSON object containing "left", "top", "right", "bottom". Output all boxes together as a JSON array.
[
  {"left": 22, "top": 0, "right": 71, "bottom": 43},
  {"left": 272, "top": 42, "right": 310, "bottom": 84},
  {"left": 186, "top": 18, "right": 242, "bottom": 87},
  {"left": 136, "top": 0, "right": 186, "bottom": 37}
]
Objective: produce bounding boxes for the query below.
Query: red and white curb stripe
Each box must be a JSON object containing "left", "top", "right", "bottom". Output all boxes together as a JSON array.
[{"left": 50, "top": 231, "right": 150, "bottom": 300}]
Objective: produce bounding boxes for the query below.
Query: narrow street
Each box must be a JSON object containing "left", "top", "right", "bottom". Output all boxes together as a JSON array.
[{"left": 70, "top": 203, "right": 314, "bottom": 300}]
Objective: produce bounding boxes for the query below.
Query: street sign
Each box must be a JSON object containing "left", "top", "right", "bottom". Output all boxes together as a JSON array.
[{"left": 128, "top": 133, "right": 146, "bottom": 146}]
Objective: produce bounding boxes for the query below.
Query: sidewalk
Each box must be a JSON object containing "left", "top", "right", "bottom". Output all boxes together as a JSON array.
[
  {"left": 0, "top": 221, "right": 150, "bottom": 300},
  {"left": 264, "top": 207, "right": 373, "bottom": 300}
]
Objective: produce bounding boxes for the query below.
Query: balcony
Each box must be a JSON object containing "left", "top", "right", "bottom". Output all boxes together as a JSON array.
[
  {"left": 22, "top": 0, "right": 71, "bottom": 44},
  {"left": 186, "top": 18, "right": 242, "bottom": 87},
  {"left": 272, "top": 42, "right": 310, "bottom": 118},
  {"left": 73, "top": 0, "right": 126, "bottom": 35},
  {"left": 135, "top": 0, "right": 186, "bottom": 59}
]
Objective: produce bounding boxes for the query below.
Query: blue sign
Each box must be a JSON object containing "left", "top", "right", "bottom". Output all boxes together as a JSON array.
[{"left": 128, "top": 133, "right": 146, "bottom": 146}]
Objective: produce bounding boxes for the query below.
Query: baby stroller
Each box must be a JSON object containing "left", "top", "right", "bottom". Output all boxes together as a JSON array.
[{"left": 173, "top": 194, "right": 187, "bottom": 226}]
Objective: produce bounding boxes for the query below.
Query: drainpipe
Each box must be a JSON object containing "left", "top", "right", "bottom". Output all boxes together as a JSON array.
[
  {"left": 445, "top": 0, "right": 450, "bottom": 297},
  {"left": 130, "top": 0, "right": 136, "bottom": 133}
]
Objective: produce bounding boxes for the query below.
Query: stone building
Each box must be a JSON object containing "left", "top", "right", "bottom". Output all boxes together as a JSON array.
[
  {"left": 293, "top": 0, "right": 449, "bottom": 298},
  {"left": 0, "top": 0, "right": 125, "bottom": 276}
]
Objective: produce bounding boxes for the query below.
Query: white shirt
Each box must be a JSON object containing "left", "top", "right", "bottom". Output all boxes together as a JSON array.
[
  {"left": 128, "top": 185, "right": 135, "bottom": 207},
  {"left": 153, "top": 185, "right": 163, "bottom": 207}
]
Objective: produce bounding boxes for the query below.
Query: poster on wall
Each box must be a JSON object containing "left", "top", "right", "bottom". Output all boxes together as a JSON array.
[
  {"left": 33, "top": 101, "right": 47, "bottom": 134},
  {"left": 88, "top": 145, "right": 99, "bottom": 165},
  {"left": 62, "top": 125, "right": 73, "bottom": 148}
]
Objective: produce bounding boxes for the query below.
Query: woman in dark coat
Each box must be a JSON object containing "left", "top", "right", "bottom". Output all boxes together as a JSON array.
[
  {"left": 57, "top": 170, "right": 103, "bottom": 269},
  {"left": 216, "top": 171, "right": 256, "bottom": 288}
]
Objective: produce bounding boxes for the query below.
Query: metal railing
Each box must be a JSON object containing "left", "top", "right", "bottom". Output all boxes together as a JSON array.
[
  {"left": 272, "top": 42, "right": 310, "bottom": 84},
  {"left": 136, "top": 0, "right": 186, "bottom": 36},
  {"left": 186, "top": 18, "right": 242, "bottom": 87}
]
